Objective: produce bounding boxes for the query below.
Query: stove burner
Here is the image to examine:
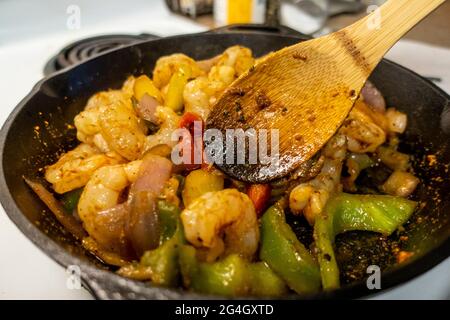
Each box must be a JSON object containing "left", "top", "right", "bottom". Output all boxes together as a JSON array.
[{"left": 43, "top": 34, "right": 159, "bottom": 76}]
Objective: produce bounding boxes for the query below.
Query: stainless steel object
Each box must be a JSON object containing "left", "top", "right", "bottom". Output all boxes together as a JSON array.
[{"left": 281, "top": 0, "right": 365, "bottom": 34}]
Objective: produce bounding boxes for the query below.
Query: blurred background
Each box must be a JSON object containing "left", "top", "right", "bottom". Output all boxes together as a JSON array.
[
  {"left": 0, "top": 0, "right": 449, "bottom": 299},
  {"left": 2, "top": 0, "right": 450, "bottom": 44}
]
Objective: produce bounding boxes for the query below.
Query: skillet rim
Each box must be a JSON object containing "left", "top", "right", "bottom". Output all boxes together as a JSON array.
[{"left": 0, "top": 30, "right": 449, "bottom": 300}]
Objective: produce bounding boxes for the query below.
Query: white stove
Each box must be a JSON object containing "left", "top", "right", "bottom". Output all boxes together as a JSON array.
[{"left": 0, "top": 0, "right": 449, "bottom": 300}]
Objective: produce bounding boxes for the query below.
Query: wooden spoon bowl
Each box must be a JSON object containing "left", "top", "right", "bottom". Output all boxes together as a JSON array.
[{"left": 206, "top": 0, "right": 446, "bottom": 183}]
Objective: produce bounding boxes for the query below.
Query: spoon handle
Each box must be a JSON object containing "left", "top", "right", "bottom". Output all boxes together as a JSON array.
[{"left": 342, "top": 0, "right": 446, "bottom": 69}]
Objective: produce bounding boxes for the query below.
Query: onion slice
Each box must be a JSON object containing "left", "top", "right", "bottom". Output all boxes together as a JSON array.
[
  {"left": 136, "top": 93, "right": 159, "bottom": 123},
  {"left": 23, "top": 177, "right": 87, "bottom": 240},
  {"left": 381, "top": 171, "right": 419, "bottom": 197},
  {"left": 361, "top": 80, "right": 386, "bottom": 112},
  {"left": 126, "top": 154, "right": 173, "bottom": 257},
  {"left": 91, "top": 203, "right": 132, "bottom": 258}
]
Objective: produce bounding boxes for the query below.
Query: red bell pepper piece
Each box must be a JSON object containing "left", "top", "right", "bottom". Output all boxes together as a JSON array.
[
  {"left": 247, "top": 184, "right": 271, "bottom": 216},
  {"left": 178, "top": 112, "right": 205, "bottom": 171}
]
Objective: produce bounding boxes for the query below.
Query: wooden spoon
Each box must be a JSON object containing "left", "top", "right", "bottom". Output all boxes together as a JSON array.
[{"left": 206, "top": 0, "right": 445, "bottom": 183}]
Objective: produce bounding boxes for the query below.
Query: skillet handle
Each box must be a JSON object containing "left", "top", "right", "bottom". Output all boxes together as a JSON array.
[{"left": 205, "top": 23, "right": 310, "bottom": 39}]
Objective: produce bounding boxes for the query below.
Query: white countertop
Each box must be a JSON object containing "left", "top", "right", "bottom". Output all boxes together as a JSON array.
[{"left": 0, "top": 0, "right": 449, "bottom": 300}]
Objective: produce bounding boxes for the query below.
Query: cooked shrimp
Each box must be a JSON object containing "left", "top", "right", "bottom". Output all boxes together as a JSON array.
[
  {"left": 144, "top": 105, "right": 180, "bottom": 152},
  {"left": 74, "top": 100, "right": 105, "bottom": 144},
  {"left": 339, "top": 102, "right": 386, "bottom": 153},
  {"left": 78, "top": 155, "right": 172, "bottom": 257},
  {"left": 75, "top": 90, "right": 132, "bottom": 147},
  {"left": 215, "top": 45, "right": 254, "bottom": 76},
  {"left": 83, "top": 89, "right": 131, "bottom": 111},
  {"left": 183, "top": 77, "right": 218, "bottom": 119},
  {"left": 45, "top": 143, "right": 123, "bottom": 194},
  {"left": 208, "top": 65, "right": 235, "bottom": 87},
  {"left": 121, "top": 76, "right": 136, "bottom": 97},
  {"left": 173, "top": 46, "right": 254, "bottom": 120},
  {"left": 352, "top": 100, "right": 389, "bottom": 132},
  {"left": 91, "top": 133, "right": 111, "bottom": 153},
  {"left": 99, "top": 100, "right": 147, "bottom": 160},
  {"left": 289, "top": 134, "right": 347, "bottom": 225},
  {"left": 77, "top": 160, "right": 142, "bottom": 255},
  {"left": 385, "top": 108, "right": 407, "bottom": 134},
  {"left": 183, "top": 66, "right": 236, "bottom": 119},
  {"left": 78, "top": 160, "right": 142, "bottom": 220},
  {"left": 181, "top": 189, "right": 259, "bottom": 262},
  {"left": 75, "top": 77, "right": 137, "bottom": 149},
  {"left": 152, "top": 53, "right": 205, "bottom": 89}
]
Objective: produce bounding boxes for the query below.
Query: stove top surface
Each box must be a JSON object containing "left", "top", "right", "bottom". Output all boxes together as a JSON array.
[{"left": 43, "top": 33, "right": 158, "bottom": 75}]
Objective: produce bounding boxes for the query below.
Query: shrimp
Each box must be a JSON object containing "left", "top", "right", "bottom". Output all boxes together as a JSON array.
[
  {"left": 83, "top": 90, "right": 131, "bottom": 111},
  {"left": 215, "top": 45, "right": 254, "bottom": 76},
  {"left": 183, "top": 65, "right": 236, "bottom": 119},
  {"left": 98, "top": 100, "right": 147, "bottom": 160},
  {"left": 74, "top": 77, "right": 137, "bottom": 150},
  {"left": 152, "top": 53, "right": 205, "bottom": 89},
  {"left": 78, "top": 155, "right": 173, "bottom": 258},
  {"left": 84, "top": 77, "right": 134, "bottom": 111},
  {"left": 181, "top": 46, "right": 254, "bottom": 120},
  {"left": 45, "top": 143, "right": 123, "bottom": 194},
  {"left": 77, "top": 160, "right": 142, "bottom": 256},
  {"left": 289, "top": 134, "right": 347, "bottom": 225},
  {"left": 183, "top": 77, "right": 218, "bottom": 119},
  {"left": 208, "top": 65, "right": 235, "bottom": 87},
  {"left": 339, "top": 101, "right": 386, "bottom": 153},
  {"left": 74, "top": 90, "right": 130, "bottom": 147},
  {"left": 144, "top": 105, "right": 180, "bottom": 152},
  {"left": 74, "top": 97, "right": 106, "bottom": 144},
  {"left": 121, "top": 76, "right": 136, "bottom": 97},
  {"left": 181, "top": 189, "right": 259, "bottom": 262}
]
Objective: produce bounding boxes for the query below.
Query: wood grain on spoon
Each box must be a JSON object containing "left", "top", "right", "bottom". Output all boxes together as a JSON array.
[{"left": 206, "top": 0, "right": 445, "bottom": 183}]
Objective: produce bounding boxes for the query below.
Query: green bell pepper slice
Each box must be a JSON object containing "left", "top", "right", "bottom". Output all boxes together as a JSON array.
[
  {"left": 248, "top": 262, "right": 289, "bottom": 297},
  {"left": 259, "top": 205, "right": 321, "bottom": 294},
  {"left": 179, "top": 245, "right": 287, "bottom": 297},
  {"left": 140, "top": 200, "right": 184, "bottom": 286},
  {"left": 157, "top": 200, "right": 180, "bottom": 244},
  {"left": 119, "top": 200, "right": 184, "bottom": 287},
  {"left": 61, "top": 188, "right": 83, "bottom": 213},
  {"left": 139, "top": 223, "right": 183, "bottom": 287},
  {"left": 314, "top": 193, "right": 417, "bottom": 289}
]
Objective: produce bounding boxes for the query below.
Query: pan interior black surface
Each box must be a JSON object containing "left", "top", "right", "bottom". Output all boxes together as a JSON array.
[{"left": 1, "top": 30, "right": 449, "bottom": 299}]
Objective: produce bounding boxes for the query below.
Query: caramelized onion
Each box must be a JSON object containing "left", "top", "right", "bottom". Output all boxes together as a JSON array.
[
  {"left": 136, "top": 93, "right": 159, "bottom": 123},
  {"left": 126, "top": 154, "right": 173, "bottom": 257},
  {"left": 92, "top": 203, "right": 132, "bottom": 258},
  {"left": 23, "top": 177, "right": 87, "bottom": 240},
  {"left": 361, "top": 80, "right": 386, "bottom": 112},
  {"left": 377, "top": 146, "right": 410, "bottom": 171},
  {"left": 381, "top": 171, "right": 419, "bottom": 197},
  {"left": 127, "top": 191, "right": 160, "bottom": 257}
]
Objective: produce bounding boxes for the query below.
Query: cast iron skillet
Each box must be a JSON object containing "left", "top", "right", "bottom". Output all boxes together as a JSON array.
[{"left": 0, "top": 25, "right": 449, "bottom": 299}]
